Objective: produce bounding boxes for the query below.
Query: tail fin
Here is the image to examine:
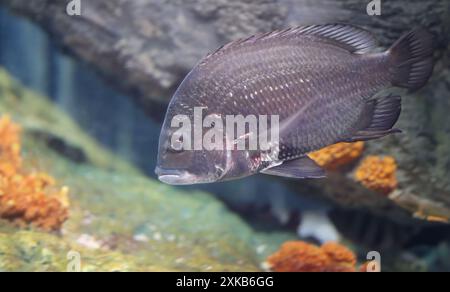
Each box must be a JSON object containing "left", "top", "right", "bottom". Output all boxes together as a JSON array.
[{"left": 389, "top": 28, "right": 434, "bottom": 91}]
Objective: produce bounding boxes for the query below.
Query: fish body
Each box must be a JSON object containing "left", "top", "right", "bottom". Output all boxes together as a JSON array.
[{"left": 156, "top": 24, "right": 434, "bottom": 185}]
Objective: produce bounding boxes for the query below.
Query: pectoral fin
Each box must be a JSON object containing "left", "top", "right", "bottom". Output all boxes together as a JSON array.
[
  {"left": 261, "top": 156, "right": 326, "bottom": 179},
  {"left": 344, "top": 94, "right": 402, "bottom": 142}
]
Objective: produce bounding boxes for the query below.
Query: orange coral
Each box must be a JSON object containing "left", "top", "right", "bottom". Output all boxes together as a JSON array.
[
  {"left": 266, "top": 241, "right": 357, "bottom": 272},
  {"left": 354, "top": 155, "right": 398, "bottom": 195},
  {"left": 0, "top": 115, "right": 69, "bottom": 231},
  {"left": 321, "top": 242, "right": 357, "bottom": 272},
  {"left": 266, "top": 241, "right": 329, "bottom": 272},
  {"left": 308, "top": 142, "right": 364, "bottom": 171},
  {"left": 0, "top": 115, "right": 22, "bottom": 176}
]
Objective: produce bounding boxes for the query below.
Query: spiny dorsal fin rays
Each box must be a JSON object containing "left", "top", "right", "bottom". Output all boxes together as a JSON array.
[
  {"left": 202, "top": 23, "right": 378, "bottom": 64},
  {"left": 296, "top": 24, "right": 377, "bottom": 50}
]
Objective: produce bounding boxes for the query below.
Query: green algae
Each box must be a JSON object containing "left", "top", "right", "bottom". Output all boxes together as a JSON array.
[
  {"left": 0, "top": 225, "right": 148, "bottom": 272},
  {"left": 0, "top": 67, "right": 139, "bottom": 174},
  {"left": 0, "top": 67, "right": 294, "bottom": 271}
]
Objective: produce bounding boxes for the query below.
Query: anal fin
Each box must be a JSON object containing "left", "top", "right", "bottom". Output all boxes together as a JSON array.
[
  {"left": 344, "top": 94, "right": 402, "bottom": 142},
  {"left": 261, "top": 156, "right": 326, "bottom": 179}
]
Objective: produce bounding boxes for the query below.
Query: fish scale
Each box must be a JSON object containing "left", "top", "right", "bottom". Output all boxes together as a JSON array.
[
  {"left": 189, "top": 47, "right": 374, "bottom": 153},
  {"left": 156, "top": 24, "right": 434, "bottom": 185}
]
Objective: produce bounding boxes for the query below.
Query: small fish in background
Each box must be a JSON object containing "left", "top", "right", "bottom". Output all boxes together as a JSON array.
[
  {"left": 298, "top": 210, "right": 341, "bottom": 244},
  {"left": 156, "top": 24, "right": 434, "bottom": 185}
]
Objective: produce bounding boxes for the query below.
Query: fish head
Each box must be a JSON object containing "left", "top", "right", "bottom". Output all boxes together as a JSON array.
[
  {"left": 155, "top": 68, "right": 255, "bottom": 185},
  {"left": 155, "top": 121, "right": 230, "bottom": 185}
]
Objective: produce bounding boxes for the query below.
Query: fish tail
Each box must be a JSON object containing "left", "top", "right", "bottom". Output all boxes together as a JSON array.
[{"left": 388, "top": 28, "right": 434, "bottom": 91}]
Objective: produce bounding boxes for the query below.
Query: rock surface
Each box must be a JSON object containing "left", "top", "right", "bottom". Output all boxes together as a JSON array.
[{"left": 2, "top": 0, "right": 449, "bottom": 112}]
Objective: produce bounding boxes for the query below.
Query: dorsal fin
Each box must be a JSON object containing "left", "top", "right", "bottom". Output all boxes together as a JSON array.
[
  {"left": 203, "top": 24, "right": 378, "bottom": 62},
  {"left": 291, "top": 24, "right": 378, "bottom": 53}
]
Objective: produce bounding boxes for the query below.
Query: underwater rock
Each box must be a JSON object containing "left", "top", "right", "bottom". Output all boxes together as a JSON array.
[
  {"left": 28, "top": 130, "right": 88, "bottom": 164},
  {"left": 329, "top": 208, "right": 423, "bottom": 251},
  {"left": 0, "top": 67, "right": 140, "bottom": 174},
  {"left": 2, "top": 0, "right": 448, "bottom": 113},
  {"left": 0, "top": 225, "right": 175, "bottom": 272}
]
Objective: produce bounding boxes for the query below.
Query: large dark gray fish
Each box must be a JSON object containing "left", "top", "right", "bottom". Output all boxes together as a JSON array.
[{"left": 155, "top": 24, "right": 434, "bottom": 185}]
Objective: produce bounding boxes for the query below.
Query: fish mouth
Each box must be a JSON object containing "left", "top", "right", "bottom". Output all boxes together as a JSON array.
[{"left": 155, "top": 167, "right": 197, "bottom": 185}]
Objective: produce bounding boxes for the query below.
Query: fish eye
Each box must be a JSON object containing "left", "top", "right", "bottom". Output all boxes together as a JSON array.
[
  {"left": 169, "top": 136, "right": 184, "bottom": 153},
  {"left": 214, "top": 166, "right": 224, "bottom": 177},
  {"left": 167, "top": 142, "right": 184, "bottom": 154}
]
